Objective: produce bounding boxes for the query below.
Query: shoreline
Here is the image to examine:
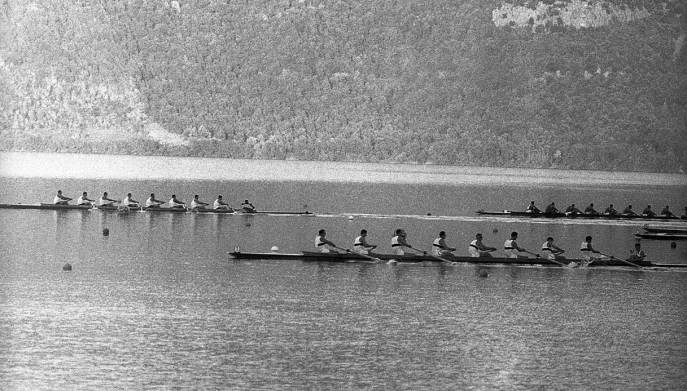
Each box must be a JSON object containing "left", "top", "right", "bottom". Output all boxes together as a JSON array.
[{"left": 1, "top": 151, "right": 685, "bottom": 186}]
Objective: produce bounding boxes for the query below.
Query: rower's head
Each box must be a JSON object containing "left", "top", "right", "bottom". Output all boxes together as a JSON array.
[
  {"left": 609, "top": 204, "right": 613, "bottom": 207},
  {"left": 634, "top": 243, "right": 641, "bottom": 249},
  {"left": 360, "top": 229, "right": 367, "bottom": 236},
  {"left": 571, "top": 203, "right": 575, "bottom": 207},
  {"left": 547, "top": 237, "right": 554, "bottom": 243},
  {"left": 585, "top": 235, "right": 592, "bottom": 242},
  {"left": 627, "top": 205, "right": 632, "bottom": 209},
  {"left": 318, "top": 229, "right": 326, "bottom": 236},
  {"left": 82, "top": 192, "right": 87, "bottom": 196},
  {"left": 476, "top": 233, "right": 483, "bottom": 240},
  {"left": 150, "top": 193, "right": 155, "bottom": 198},
  {"left": 194, "top": 195, "right": 199, "bottom": 199},
  {"left": 172, "top": 194, "right": 177, "bottom": 199},
  {"left": 103, "top": 192, "right": 108, "bottom": 196},
  {"left": 530, "top": 201, "right": 535, "bottom": 205},
  {"left": 510, "top": 232, "right": 518, "bottom": 239},
  {"left": 57, "top": 190, "right": 62, "bottom": 195},
  {"left": 439, "top": 231, "right": 446, "bottom": 238},
  {"left": 217, "top": 195, "right": 223, "bottom": 199},
  {"left": 127, "top": 193, "right": 132, "bottom": 197},
  {"left": 244, "top": 200, "right": 249, "bottom": 203},
  {"left": 395, "top": 229, "right": 403, "bottom": 236},
  {"left": 646, "top": 204, "right": 651, "bottom": 209},
  {"left": 589, "top": 203, "right": 594, "bottom": 207}
]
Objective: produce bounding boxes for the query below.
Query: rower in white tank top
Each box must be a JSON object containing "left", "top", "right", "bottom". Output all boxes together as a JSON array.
[
  {"left": 53, "top": 190, "right": 72, "bottom": 205},
  {"left": 503, "top": 232, "right": 527, "bottom": 258},
  {"left": 213, "top": 195, "right": 231, "bottom": 210},
  {"left": 169, "top": 195, "right": 186, "bottom": 208},
  {"left": 468, "top": 233, "right": 496, "bottom": 257},
  {"left": 541, "top": 237, "right": 565, "bottom": 261},
  {"left": 315, "top": 229, "right": 337, "bottom": 253},
  {"left": 391, "top": 229, "right": 410, "bottom": 256},
  {"left": 76, "top": 192, "right": 94, "bottom": 206},
  {"left": 353, "top": 229, "right": 376, "bottom": 254},
  {"left": 146, "top": 193, "right": 164, "bottom": 208},
  {"left": 432, "top": 231, "right": 455, "bottom": 258},
  {"left": 98, "top": 192, "right": 118, "bottom": 206}
]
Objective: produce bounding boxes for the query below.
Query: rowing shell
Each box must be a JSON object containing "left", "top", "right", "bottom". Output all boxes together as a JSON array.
[
  {"left": 229, "top": 251, "right": 686, "bottom": 268},
  {"left": 476, "top": 210, "right": 684, "bottom": 221},
  {"left": 0, "top": 203, "right": 313, "bottom": 216},
  {"left": 634, "top": 232, "right": 687, "bottom": 241}
]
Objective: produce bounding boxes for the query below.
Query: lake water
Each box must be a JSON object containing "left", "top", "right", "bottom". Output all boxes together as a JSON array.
[{"left": 1, "top": 152, "right": 686, "bottom": 389}]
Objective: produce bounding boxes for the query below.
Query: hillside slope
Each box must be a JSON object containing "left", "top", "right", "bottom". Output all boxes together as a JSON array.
[{"left": 0, "top": 0, "right": 685, "bottom": 172}]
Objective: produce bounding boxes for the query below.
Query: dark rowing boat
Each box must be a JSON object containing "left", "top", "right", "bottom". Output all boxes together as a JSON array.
[
  {"left": 229, "top": 251, "right": 686, "bottom": 268},
  {"left": 0, "top": 203, "right": 313, "bottom": 216},
  {"left": 476, "top": 210, "right": 683, "bottom": 220},
  {"left": 634, "top": 232, "right": 687, "bottom": 241},
  {"left": 642, "top": 225, "right": 687, "bottom": 234}
]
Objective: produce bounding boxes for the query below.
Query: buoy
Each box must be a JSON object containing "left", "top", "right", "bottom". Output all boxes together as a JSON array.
[
  {"left": 271, "top": 246, "right": 279, "bottom": 252},
  {"left": 348, "top": 215, "right": 354, "bottom": 220},
  {"left": 426, "top": 212, "right": 432, "bottom": 216},
  {"left": 102, "top": 228, "right": 109, "bottom": 236},
  {"left": 478, "top": 269, "right": 488, "bottom": 278},
  {"left": 62, "top": 263, "right": 72, "bottom": 271},
  {"left": 387, "top": 259, "right": 398, "bottom": 265}
]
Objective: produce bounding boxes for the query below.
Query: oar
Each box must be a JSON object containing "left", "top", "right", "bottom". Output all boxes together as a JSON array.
[
  {"left": 536, "top": 252, "right": 569, "bottom": 267},
  {"left": 333, "top": 246, "right": 381, "bottom": 262},
  {"left": 408, "top": 246, "right": 455, "bottom": 264},
  {"left": 598, "top": 251, "right": 643, "bottom": 269},
  {"left": 523, "top": 249, "right": 541, "bottom": 258}
]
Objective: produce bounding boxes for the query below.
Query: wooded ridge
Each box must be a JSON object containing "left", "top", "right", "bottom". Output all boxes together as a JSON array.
[{"left": 1, "top": 0, "right": 685, "bottom": 172}]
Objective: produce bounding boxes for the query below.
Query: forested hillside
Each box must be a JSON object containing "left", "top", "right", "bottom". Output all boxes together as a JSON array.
[{"left": 1, "top": 0, "right": 685, "bottom": 172}]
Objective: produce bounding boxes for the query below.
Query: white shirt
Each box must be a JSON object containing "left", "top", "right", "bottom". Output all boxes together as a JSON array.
[{"left": 77, "top": 196, "right": 91, "bottom": 205}]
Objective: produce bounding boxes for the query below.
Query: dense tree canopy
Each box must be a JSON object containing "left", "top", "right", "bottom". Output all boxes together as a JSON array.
[{"left": 1, "top": 0, "right": 685, "bottom": 172}]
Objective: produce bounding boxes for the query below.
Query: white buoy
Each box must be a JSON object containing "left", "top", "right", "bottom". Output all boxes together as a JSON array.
[
  {"left": 271, "top": 246, "right": 279, "bottom": 252},
  {"left": 348, "top": 215, "right": 354, "bottom": 220},
  {"left": 387, "top": 259, "right": 398, "bottom": 265}
]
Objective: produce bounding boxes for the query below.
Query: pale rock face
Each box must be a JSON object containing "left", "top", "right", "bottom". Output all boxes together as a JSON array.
[{"left": 492, "top": 0, "right": 651, "bottom": 32}]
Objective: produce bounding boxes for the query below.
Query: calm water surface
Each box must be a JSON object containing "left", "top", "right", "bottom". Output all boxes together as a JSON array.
[{"left": 1, "top": 153, "right": 686, "bottom": 390}]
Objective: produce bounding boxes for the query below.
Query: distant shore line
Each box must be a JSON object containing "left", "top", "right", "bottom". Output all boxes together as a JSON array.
[{"left": 0, "top": 152, "right": 685, "bottom": 187}]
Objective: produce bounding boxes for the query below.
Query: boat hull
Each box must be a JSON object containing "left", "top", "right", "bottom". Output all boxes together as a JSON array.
[
  {"left": 228, "top": 251, "right": 680, "bottom": 268},
  {"left": 635, "top": 233, "right": 687, "bottom": 241},
  {"left": 476, "top": 210, "right": 683, "bottom": 220},
  {"left": 0, "top": 203, "right": 312, "bottom": 215}
]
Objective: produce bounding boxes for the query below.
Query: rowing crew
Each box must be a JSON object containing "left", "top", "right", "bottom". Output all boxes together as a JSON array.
[
  {"left": 53, "top": 190, "right": 257, "bottom": 212},
  {"left": 526, "top": 201, "right": 683, "bottom": 218},
  {"left": 314, "top": 229, "right": 646, "bottom": 263}
]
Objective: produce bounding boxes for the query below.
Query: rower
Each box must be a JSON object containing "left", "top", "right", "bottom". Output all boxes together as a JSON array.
[
  {"left": 169, "top": 194, "right": 186, "bottom": 209},
  {"left": 604, "top": 204, "right": 618, "bottom": 216},
  {"left": 504, "top": 232, "right": 528, "bottom": 258},
  {"left": 468, "top": 233, "right": 496, "bottom": 257},
  {"left": 544, "top": 202, "right": 559, "bottom": 215},
  {"left": 241, "top": 200, "right": 256, "bottom": 213},
  {"left": 122, "top": 193, "right": 140, "bottom": 208},
  {"left": 315, "top": 229, "right": 338, "bottom": 253},
  {"left": 213, "top": 195, "right": 232, "bottom": 210},
  {"left": 564, "top": 203, "right": 582, "bottom": 215},
  {"left": 526, "top": 201, "right": 541, "bottom": 213},
  {"left": 391, "top": 229, "right": 412, "bottom": 255},
  {"left": 622, "top": 204, "right": 636, "bottom": 216},
  {"left": 353, "top": 229, "right": 377, "bottom": 254},
  {"left": 145, "top": 193, "right": 165, "bottom": 208},
  {"left": 584, "top": 203, "right": 599, "bottom": 215},
  {"left": 660, "top": 205, "right": 674, "bottom": 217},
  {"left": 432, "top": 231, "right": 456, "bottom": 260},
  {"left": 53, "top": 190, "right": 72, "bottom": 205},
  {"left": 190, "top": 195, "right": 209, "bottom": 210},
  {"left": 76, "top": 192, "right": 95, "bottom": 206},
  {"left": 580, "top": 236, "right": 604, "bottom": 262},
  {"left": 98, "top": 192, "right": 119, "bottom": 207},
  {"left": 628, "top": 243, "right": 646, "bottom": 262},
  {"left": 541, "top": 237, "right": 566, "bottom": 261},
  {"left": 642, "top": 205, "right": 655, "bottom": 217}
]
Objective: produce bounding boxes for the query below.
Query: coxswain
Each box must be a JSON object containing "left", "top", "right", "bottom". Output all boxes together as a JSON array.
[
  {"left": 642, "top": 205, "right": 655, "bottom": 217},
  {"left": 391, "top": 229, "right": 413, "bottom": 255},
  {"left": 584, "top": 203, "right": 599, "bottom": 215},
  {"left": 190, "top": 195, "right": 209, "bottom": 210},
  {"left": 541, "top": 237, "right": 566, "bottom": 261},
  {"left": 53, "top": 190, "right": 72, "bottom": 205},
  {"left": 241, "top": 200, "right": 256, "bottom": 213},
  {"left": 622, "top": 204, "right": 636, "bottom": 216},
  {"left": 315, "top": 229, "right": 339, "bottom": 253},
  {"left": 122, "top": 193, "right": 140, "bottom": 208},
  {"left": 660, "top": 205, "right": 674, "bottom": 218},
  {"left": 580, "top": 236, "right": 604, "bottom": 262},
  {"left": 468, "top": 233, "right": 496, "bottom": 257},
  {"left": 564, "top": 203, "right": 582, "bottom": 215},
  {"left": 544, "top": 202, "right": 559, "bottom": 215},
  {"left": 628, "top": 243, "right": 646, "bottom": 262},
  {"left": 604, "top": 204, "right": 618, "bottom": 216},
  {"left": 504, "top": 232, "right": 528, "bottom": 258},
  {"left": 526, "top": 201, "right": 541, "bottom": 213},
  {"left": 432, "top": 231, "right": 456, "bottom": 260},
  {"left": 145, "top": 193, "right": 165, "bottom": 208},
  {"left": 76, "top": 192, "right": 95, "bottom": 206},
  {"left": 169, "top": 194, "right": 186, "bottom": 209},
  {"left": 98, "top": 192, "right": 119, "bottom": 207},
  {"left": 353, "top": 229, "right": 377, "bottom": 254},
  {"left": 213, "top": 195, "right": 232, "bottom": 210}
]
